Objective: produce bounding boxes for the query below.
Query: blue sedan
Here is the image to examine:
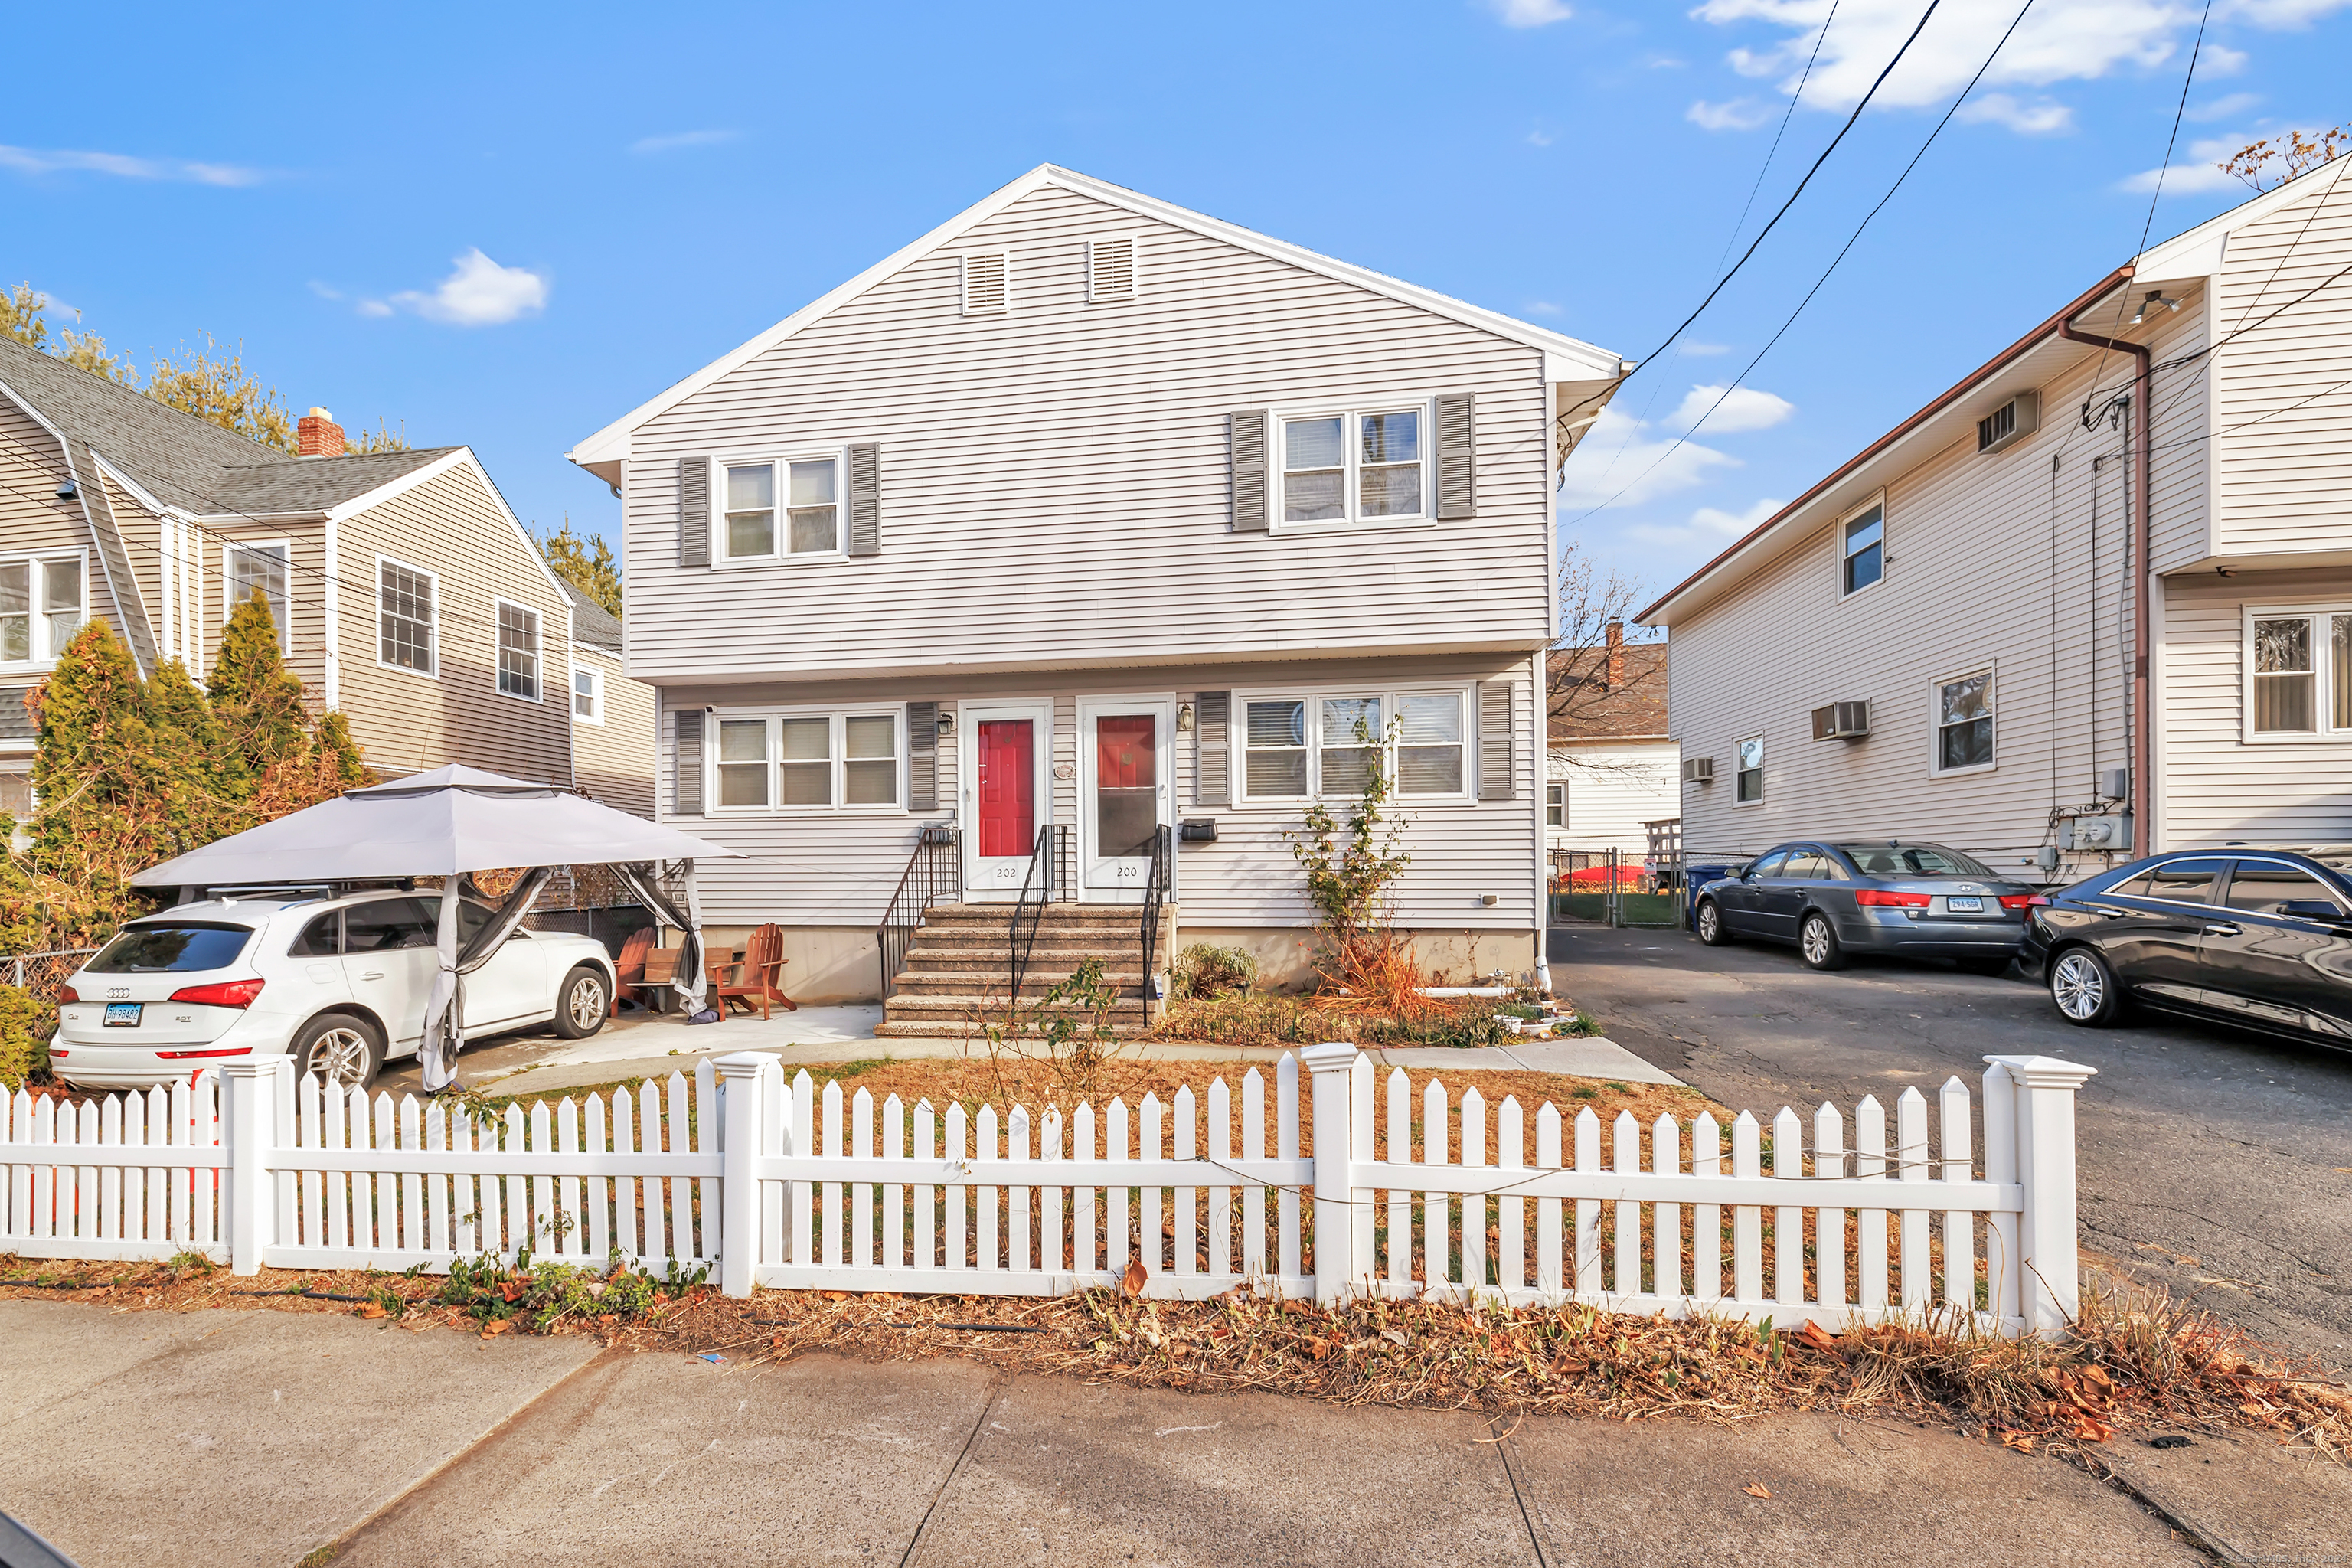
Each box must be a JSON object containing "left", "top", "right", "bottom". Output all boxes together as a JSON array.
[{"left": 1693, "top": 840, "right": 2043, "bottom": 973}]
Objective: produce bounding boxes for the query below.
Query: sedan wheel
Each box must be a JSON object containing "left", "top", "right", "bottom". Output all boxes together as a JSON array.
[
  {"left": 2050, "top": 948, "right": 2125, "bottom": 1027},
  {"left": 1696, "top": 900, "right": 1733, "bottom": 946},
  {"left": 1799, "top": 912, "right": 1846, "bottom": 971},
  {"left": 552, "top": 965, "right": 609, "bottom": 1040}
]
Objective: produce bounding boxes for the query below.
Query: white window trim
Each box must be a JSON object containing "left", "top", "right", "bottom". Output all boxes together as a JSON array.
[
  {"left": 1269, "top": 398, "right": 1439, "bottom": 535},
  {"left": 571, "top": 663, "right": 604, "bottom": 726},
  {"left": 1838, "top": 492, "right": 1887, "bottom": 600},
  {"left": 1929, "top": 663, "right": 1998, "bottom": 777},
  {"left": 1229, "top": 683, "right": 1476, "bottom": 808},
  {"left": 1733, "top": 733, "right": 1766, "bottom": 807},
  {"left": 702, "top": 704, "right": 910, "bottom": 818},
  {"left": 372, "top": 554, "right": 440, "bottom": 681},
  {"left": 1086, "top": 234, "right": 1140, "bottom": 304},
  {"left": 2241, "top": 603, "right": 2352, "bottom": 744},
  {"left": 219, "top": 538, "right": 292, "bottom": 652},
  {"left": 1545, "top": 782, "right": 1565, "bottom": 829},
  {"left": 491, "top": 596, "right": 544, "bottom": 706},
  {"left": 710, "top": 449, "right": 850, "bottom": 568},
  {"left": 0, "top": 548, "right": 88, "bottom": 672}
]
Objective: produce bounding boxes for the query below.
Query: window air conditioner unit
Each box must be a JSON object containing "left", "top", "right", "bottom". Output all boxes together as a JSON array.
[
  {"left": 1811, "top": 701, "right": 1872, "bottom": 740},
  {"left": 1682, "top": 756, "right": 1715, "bottom": 784},
  {"left": 1977, "top": 391, "right": 2040, "bottom": 455}
]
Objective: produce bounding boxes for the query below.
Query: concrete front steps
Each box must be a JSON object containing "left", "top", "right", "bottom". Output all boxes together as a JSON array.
[{"left": 877, "top": 901, "right": 1172, "bottom": 1040}]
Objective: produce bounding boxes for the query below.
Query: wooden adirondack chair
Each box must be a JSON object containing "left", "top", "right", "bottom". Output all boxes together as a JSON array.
[
  {"left": 713, "top": 922, "right": 796, "bottom": 1018},
  {"left": 612, "top": 926, "right": 656, "bottom": 1010}
]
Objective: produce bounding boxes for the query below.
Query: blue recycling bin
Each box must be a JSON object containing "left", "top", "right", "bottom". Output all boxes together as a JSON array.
[{"left": 1684, "top": 865, "right": 1733, "bottom": 931}]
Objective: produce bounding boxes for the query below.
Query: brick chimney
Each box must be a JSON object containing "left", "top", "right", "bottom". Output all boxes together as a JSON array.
[
  {"left": 297, "top": 407, "right": 344, "bottom": 459},
  {"left": 1605, "top": 619, "right": 1625, "bottom": 691}
]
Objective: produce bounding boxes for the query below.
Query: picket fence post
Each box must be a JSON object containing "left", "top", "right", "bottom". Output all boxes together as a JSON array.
[
  {"left": 220, "top": 1057, "right": 289, "bottom": 1276},
  {"left": 714, "top": 1053, "right": 775, "bottom": 1298},
  {"left": 1302, "top": 1042, "right": 1360, "bottom": 1305},
  {"left": 1983, "top": 1054, "right": 2096, "bottom": 1337}
]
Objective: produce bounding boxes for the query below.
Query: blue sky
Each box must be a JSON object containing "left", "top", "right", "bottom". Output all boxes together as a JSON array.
[{"left": 7, "top": 0, "right": 2348, "bottom": 607}]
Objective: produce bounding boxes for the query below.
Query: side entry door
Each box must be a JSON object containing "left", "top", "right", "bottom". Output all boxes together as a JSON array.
[{"left": 2195, "top": 859, "right": 2352, "bottom": 1041}]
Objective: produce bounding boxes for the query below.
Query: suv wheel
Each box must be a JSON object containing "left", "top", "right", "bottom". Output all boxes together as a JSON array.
[
  {"left": 289, "top": 1011, "right": 384, "bottom": 1091},
  {"left": 2050, "top": 947, "right": 2127, "bottom": 1027},
  {"left": 1696, "top": 899, "right": 1733, "bottom": 946},
  {"left": 552, "top": 965, "right": 609, "bottom": 1040},
  {"left": 1799, "top": 911, "right": 1846, "bottom": 971}
]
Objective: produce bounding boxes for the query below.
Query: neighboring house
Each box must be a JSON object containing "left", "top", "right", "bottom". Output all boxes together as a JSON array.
[
  {"left": 1638, "top": 164, "right": 2352, "bottom": 880},
  {"left": 1547, "top": 630, "right": 1674, "bottom": 856},
  {"left": 569, "top": 164, "right": 1626, "bottom": 1007},
  {"left": 0, "top": 334, "right": 579, "bottom": 800},
  {"left": 560, "top": 580, "right": 656, "bottom": 818}
]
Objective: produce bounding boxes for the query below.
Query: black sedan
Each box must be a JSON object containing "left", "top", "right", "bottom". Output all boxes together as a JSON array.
[
  {"left": 2022, "top": 848, "right": 2352, "bottom": 1045},
  {"left": 1693, "top": 840, "right": 2042, "bottom": 972}
]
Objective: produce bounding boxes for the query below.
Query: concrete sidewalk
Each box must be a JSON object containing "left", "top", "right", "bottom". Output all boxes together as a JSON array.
[{"left": 5, "top": 1300, "right": 2341, "bottom": 1566}]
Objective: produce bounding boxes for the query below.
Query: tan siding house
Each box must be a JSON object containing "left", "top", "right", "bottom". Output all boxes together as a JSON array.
[
  {"left": 1641, "top": 164, "right": 2352, "bottom": 877},
  {"left": 561, "top": 582, "right": 655, "bottom": 819},
  {"left": 572, "top": 165, "right": 1626, "bottom": 1004},
  {"left": 0, "top": 336, "right": 586, "bottom": 799}
]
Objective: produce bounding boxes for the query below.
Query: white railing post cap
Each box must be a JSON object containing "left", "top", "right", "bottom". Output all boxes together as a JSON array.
[
  {"left": 1298, "top": 1042, "right": 1361, "bottom": 1073},
  {"left": 710, "top": 1051, "right": 779, "bottom": 1080},
  {"left": 1981, "top": 1055, "right": 2097, "bottom": 1090},
  {"left": 214, "top": 1057, "right": 283, "bottom": 1079}
]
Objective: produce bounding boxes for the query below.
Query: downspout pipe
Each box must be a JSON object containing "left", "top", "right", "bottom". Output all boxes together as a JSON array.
[{"left": 2059, "top": 314, "right": 2152, "bottom": 841}]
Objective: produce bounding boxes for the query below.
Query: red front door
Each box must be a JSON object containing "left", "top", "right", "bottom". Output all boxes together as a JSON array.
[{"left": 976, "top": 719, "right": 1036, "bottom": 859}]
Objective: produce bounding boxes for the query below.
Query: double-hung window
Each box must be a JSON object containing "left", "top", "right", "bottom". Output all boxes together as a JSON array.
[
  {"left": 496, "top": 601, "right": 541, "bottom": 701},
  {"left": 1545, "top": 783, "right": 1565, "bottom": 828},
  {"left": 225, "top": 543, "right": 290, "bottom": 649},
  {"left": 378, "top": 560, "right": 436, "bottom": 675},
  {"left": 721, "top": 454, "right": 841, "bottom": 561},
  {"left": 2245, "top": 609, "right": 2352, "bottom": 736},
  {"left": 1841, "top": 503, "right": 1883, "bottom": 596},
  {"left": 1279, "top": 407, "right": 1427, "bottom": 526},
  {"left": 708, "top": 710, "right": 903, "bottom": 814},
  {"left": 1735, "top": 735, "right": 1764, "bottom": 804},
  {"left": 1934, "top": 668, "right": 1994, "bottom": 772},
  {"left": 572, "top": 666, "right": 603, "bottom": 723},
  {"left": 0, "top": 554, "right": 83, "bottom": 666},
  {"left": 1238, "top": 689, "right": 1468, "bottom": 801}
]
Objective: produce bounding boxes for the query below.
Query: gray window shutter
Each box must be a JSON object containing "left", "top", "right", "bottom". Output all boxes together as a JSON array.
[
  {"left": 1194, "top": 691, "right": 1230, "bottom": 807},
  {"left": 1477, "top": 680, "right": 1514, "bottom": 801},
  {"left": 847, "top": 443, "right": 881, "bottom": 557},
  {"left": 906, "top": 701, "right": 938, "bottom": 811},
  {"left": 675, "top": 709, "right": 704, "bottom": 816},
  {"left": 678, "top": 457, "right": 710, "bottom": 567},
  {"left": 1229, "top": 411, "right": 1269, "bottom": 532},
  {"left": 1436, "top": 394, "right": 1475, "bottom": 520}
]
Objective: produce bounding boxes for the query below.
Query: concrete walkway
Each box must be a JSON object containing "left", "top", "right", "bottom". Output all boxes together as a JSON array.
[
  {"left": 378, "top": 1012, "right": 1681, "bottom": 1099},
  {"left": 5, "top": 1299, "right": 2342, "bottom": 1566}
]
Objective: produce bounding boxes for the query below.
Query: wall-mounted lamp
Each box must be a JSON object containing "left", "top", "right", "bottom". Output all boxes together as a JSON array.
[
  {"left": 936, "top": 709, "right": 955, "bottom": 737},
  {"left": 54, "top": 478, "right": 76, "bottom": 501},
  {"left": 1176, "top": 701, "right": 1196, "bottom": 734},
  {"left": 2128, "top": 291, "right": 2181, "bottom": 325}
]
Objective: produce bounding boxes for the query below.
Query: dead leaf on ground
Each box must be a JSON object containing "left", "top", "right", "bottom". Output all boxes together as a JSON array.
[
  {"left": 480, "top": 1319, "right": 512, "bottom": 1338},
  {"left": 1742, "top": 1483, "right": 1772, "bottom": 1500},
  {"left": 2000, "top": 1430, "right": 2035, "bottom": 1452},
  {"left": 821, "top": 1290, "right": 851, "bottom": 1302},
  {"left": 1798, "top": 1321, "right": 1841, "bottom": 1353},
  {"left": 1122, "top": 1259, "right": 1149, "bottom": 1296},
  {"left": 357, "top": 1304, "right": 387, "bottom": 1320}
]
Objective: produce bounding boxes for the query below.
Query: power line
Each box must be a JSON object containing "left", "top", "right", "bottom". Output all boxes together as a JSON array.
[{"left": 1561, "top": 0, "right": 2038, "bottom": 528}]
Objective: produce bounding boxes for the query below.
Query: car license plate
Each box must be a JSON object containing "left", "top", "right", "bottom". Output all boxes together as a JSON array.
[
  {"left": 1945, "top": 897, "right": 1983, "bottom": 913},
  {"left": 103, "top": 1002, "right": 144, "bottom": 1027}
]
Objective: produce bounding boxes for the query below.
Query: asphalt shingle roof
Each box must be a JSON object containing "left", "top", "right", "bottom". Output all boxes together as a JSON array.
[
  {"left": 1548, "top": 644, "right": 1669, "bottom": 744},
  {"left": 558, "top": 580, "right": 623, "bottom": 652}
]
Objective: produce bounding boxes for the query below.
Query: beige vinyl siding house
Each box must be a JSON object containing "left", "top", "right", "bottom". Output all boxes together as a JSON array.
[
  {"left": 1641, "top": 164, "right": 2352, "bottom": 877},
  {"left": 562, "top": 582, "right": 655, "bottom": 818},
  {"left": 0, "top": 336, "right": 587, "bottom": 797},
  {"left": 573, "top": 165, "right": 1625, "bottom": 1004}
]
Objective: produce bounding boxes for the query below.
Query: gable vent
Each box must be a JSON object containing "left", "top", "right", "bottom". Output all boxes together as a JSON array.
[
  {"left": 961, "top": 251, "right": 1010, "bottom": 316},
  {"left": 1087, "top": 236, "right": 1137, "bottom": 302},
  {"left": 1976, "top": 390, "right": 2040, "bottom": 455}
]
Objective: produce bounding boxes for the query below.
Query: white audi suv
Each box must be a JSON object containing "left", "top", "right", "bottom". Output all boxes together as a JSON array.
[{"left": 51, "top": 889, "right": 619, "bottom": 1091}]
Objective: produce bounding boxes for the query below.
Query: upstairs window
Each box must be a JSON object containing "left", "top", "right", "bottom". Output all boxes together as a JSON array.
[
  {"left": 721, "top": 456, "right": 841, "bottom": 561},
  {"left": 1545, "top": 783, "right": 1564, "bottom": 828},
  {"left": 1841, "top": 504, "right": 1883, "bottom": 596},
  {"left": 378, "top": 559, "right": 436, "bottom": 675},
  {"left": 572, "top": 665, "right": 603, "bottom": 723},
  {"left": 226, "top": 543, "right": 290, "bottom": 650},
  {"left": 496, "top": 601, "right": 541, "bottom": 701},
  {"left": 1279, "top": 407, "right": 1429, "bottom": 526},
  {"left": 0, "top": 554, "right": 83, "bottom": 665},
  {"left": 1735, "top": 735, "right": 1764, "bottom": 804},
  {"left": 1935, "top": 669, "right": 1994, "bottom": 773}
]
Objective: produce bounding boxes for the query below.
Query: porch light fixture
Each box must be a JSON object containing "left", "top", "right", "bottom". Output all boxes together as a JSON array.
[
  {"left": 1177, "top": 702, "right": 1195, "bottom": 734},
  {"left": 936, "top": 709, "right": 954, "bottom": 737},
  {"left": 2128, "top": 291, "right": 2180, "bottom": 325}
]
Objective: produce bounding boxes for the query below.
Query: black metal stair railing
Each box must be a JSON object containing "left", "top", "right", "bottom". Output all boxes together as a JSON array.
[
  {"left": 1008, "top": 823, "right": 1071, "bottom": 1001},
  {"left": 1140, "top": 823, "right": 1174, "bottom": 1002},
  {"left": 876, "top": 823, "right": 961, "bottom": 998}
]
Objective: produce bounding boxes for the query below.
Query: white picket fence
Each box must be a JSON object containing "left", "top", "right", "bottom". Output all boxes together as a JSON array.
[{"left": 0, "top": 1047, "right": 2097, "bottom": 1336}]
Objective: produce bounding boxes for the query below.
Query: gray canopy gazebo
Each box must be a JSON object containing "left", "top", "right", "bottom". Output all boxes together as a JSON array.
[{"left": 132, "top": 764, "right": 743, "bottom": 1090}]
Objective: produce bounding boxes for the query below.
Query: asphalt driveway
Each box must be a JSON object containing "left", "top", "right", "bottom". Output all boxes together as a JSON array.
[{"left": 1549, "top": 920, "right": 2352, "bottom": 1361}]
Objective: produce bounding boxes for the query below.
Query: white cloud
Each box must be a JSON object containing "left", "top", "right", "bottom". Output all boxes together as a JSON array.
[
  {"left": 386, "top": 249, "right": 549, "bottom": 326},
  {"left": 1687, "top": 97, "right": 1777, "bottom": 130},
  {"left": 2186, "top": 90, "right": 2262, "bottom": 120},
  {"left": 1557, "top": 407, "right": 1741, "bottom": 509},
  {"left": 2199, "top": 42, "right": 2250, "bottom": 72},
  {"left": 1624, "top": 496, "right": 1786, "bottom": 549},
  {"left": 1525, "top": 300, "right": 1564, "bottom": 315},
  {"left": 0, "top": 144, "right": 266, "bottom": 186},
  {"left": 2120, "top": 132, "right": 2255, "bottom": 192},
  {"left": 356, "top": 299, "right": 395, "bottom": 318},
  {"left": 1669, "top": 382, "right": 1796, "bottom": 433},
  {"left": 1689, "top": 0, "right": 2351, "bottom": 133},
  {"left": 1488, "top": 0, "right": 1573, "bottom": 24},
  {"left": 307, "top": 281, "right": 344, "bottom": 302},
  {"left": 629, "top": 129, "right": 740, "bottom": 155},
  {"left": 1957, "top": 92, "right": 2075, "bottom": 133}
]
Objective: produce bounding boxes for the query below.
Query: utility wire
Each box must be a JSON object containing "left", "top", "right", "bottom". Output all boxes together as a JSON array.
[{"left": 1561, "top": 0, "right": 2037, "bottom": 529}]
